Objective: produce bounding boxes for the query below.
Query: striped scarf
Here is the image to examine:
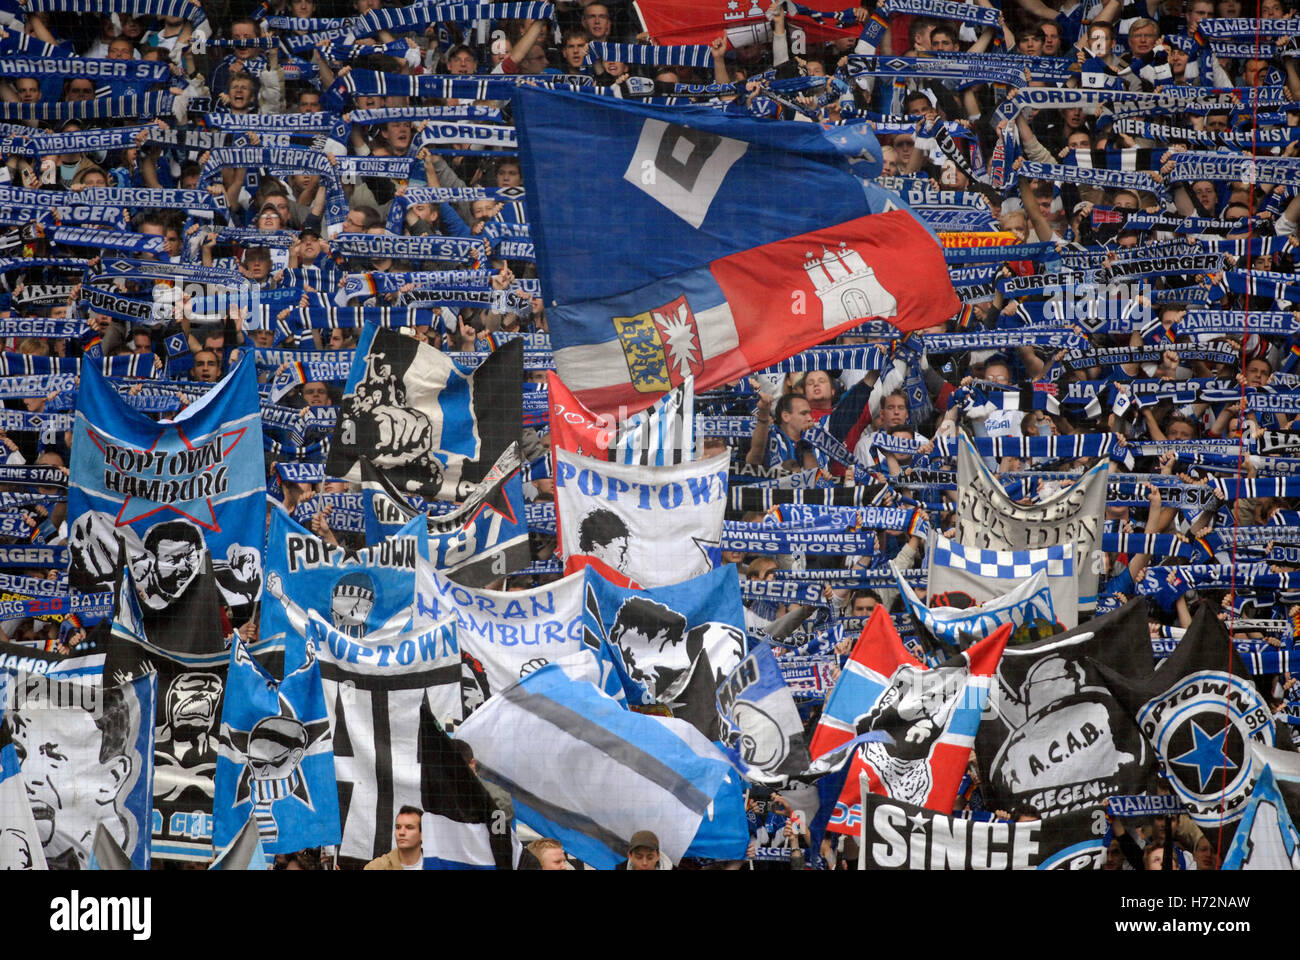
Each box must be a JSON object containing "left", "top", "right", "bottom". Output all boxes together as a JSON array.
[
  {"left": 335, "top": 156, "right": 418, "bottom": 180},
  {"left": 338, "top": 70, "right": 593, "bottom": 105},
  {"left": 882, "top": 0, "right": 1000, "bottom": 26},
  {"left": 0, "top": 92, "right": 175, "bottom": 122},
  {"left": 1197, "top": 17, "right": 1300, "bottom": 37},
  {"left": 27, "top": 0, "right": 206, "bottom": 25},
  {"left": 349, "top": 106, "right": 506, "bottom": 124},
  {"left": 1014, "top": 160, "right": 1165, "bottom": 199},
  {"left": 1062, "top": 344, "right": 1238, "bottom": 371},
  {"left": 321, "top": 39, "right": 415, "bottom": 62},
  {"left": 198, "top": 146, "right": 347, "bottom": 230},
  {"left": 845, "top": 54, "right": 1023, "bottom": 87},
  {"left": 584, "top": 42, "right": 713, "bottom": 68},
  {"left": 0, "top": 57, "right": 171, "bottom": 84},
  {"left": 1223, "top": 270, "right": 1300, "bottom": 302},
  {"left": 354, "top": 1, "right": 553, "bottom": 36},
  {"left": 1113, "top": 118, "right": 1300, "bottom": 148},
  {"left": 412, "top": 121, "right": 516, "bottom": 152},
  {"left": 0, "top": 124, "right": 157, "bottom": 157},
  {"left": 758, "top": 345, "right": 889, "bottom": 373},
  {"left": 932, "top": 433, "right": 1118, "bottom": 460},
  {"left": 334, "top": 270, "right": 495, "bottom": 304}
]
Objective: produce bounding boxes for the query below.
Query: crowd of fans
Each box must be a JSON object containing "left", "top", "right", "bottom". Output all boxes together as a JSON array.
[{"left": 0, "top": 0, "right": 1297, "bottom": 870}]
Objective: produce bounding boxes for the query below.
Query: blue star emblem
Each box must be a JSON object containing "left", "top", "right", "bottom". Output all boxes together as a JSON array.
[{"left": 1170, "top": 719, "right": 1237, "bottom": 792}]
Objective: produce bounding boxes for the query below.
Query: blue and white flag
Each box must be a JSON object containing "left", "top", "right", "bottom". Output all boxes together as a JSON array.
[
  {"left": 214, "top": 637, "right": 341, "bottom": 854},
  {"left": 260, "top": 505, "right": 426, "bottom": 648},
  {"left": 307, "top": 612, "right": 462, "bottom": 862},
  {"left": 68, "top": 357, "right": 266, "bottom": 626},
  {"left": 415, "top": 563, "right": 586, "bottom": 707},
  {"left": 326, "top": 325, "right": 522, "bottom": 502},
  {"left": 455, "top": 657, "right": 738, "bottom": 870},
  {"left": 893, "top": 562, "right": 1058, "bottom": 650},
  {"left": 0, "top": 712, "right": 46, "bottom": 869},
  {"left": 512, "top": 85, "right": 953, "bottom": 417},
  {"left": 1223, "top": 744, "right": 1300, "bottom": 869},
  {"left": 0, "top": 637, "right": 102, "bottom": 685},
  {"left": 716, "top": 643, "right": 811, "bottom": 783},
  {"left": 209, "top": 814, "right": 272, "bottom": 870},
  {"left": 5, "top": 671, "right": 156, "bottom": 870},
  {"left": 582, "top": 563, "right": 748, "bottom": 712},
  {"left": 1223, "top": 763, "right": 1300, "bottom": 869},
  {"left": 419, "top": 701, "right": 514, "bottom": 870}
]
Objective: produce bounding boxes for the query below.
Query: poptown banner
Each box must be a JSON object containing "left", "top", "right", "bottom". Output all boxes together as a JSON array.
[
  {"left": 554, "top": 448, "right": 729, "bottom": 589},
  {"left": 67, "top": 358, "right": 265, "bottom": 626}
]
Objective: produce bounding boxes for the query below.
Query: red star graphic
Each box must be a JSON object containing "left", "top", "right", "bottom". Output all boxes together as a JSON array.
[
  {"left": 86, "top": 423, "right": 248, "bottom": 532},
  {"left": 470, "top": 483, "right": 519, "bottom": 528}
]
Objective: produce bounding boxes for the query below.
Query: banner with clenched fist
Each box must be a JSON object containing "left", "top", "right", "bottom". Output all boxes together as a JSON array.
[{"left": 325, "top": 323, "right": 522, "bottom": 502}]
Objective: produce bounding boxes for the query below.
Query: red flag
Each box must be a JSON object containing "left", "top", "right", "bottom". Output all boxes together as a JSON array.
[
  {"left": 633, "top": 0, "right": 861, "bottom": 47},
  {"left": 812, "top": 608, "right": 1011, "bottom": 835},
  {"left": 547, "top": 371, "right": 617, "bottom": 462}
]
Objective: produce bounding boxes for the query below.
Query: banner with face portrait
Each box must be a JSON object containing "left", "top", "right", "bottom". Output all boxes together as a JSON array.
[
  {"left": 360, "top": 442, "right": 531, "bottom": 585},
  {"left": 68, "top": 358, "right": 266, "bottom": 628},
  {"left": 214, "top": 637, "right": 341, "bottom": 854},
  {"left": 259, "top": 505, "right": 427, "bottom": 648},
  {"left": 0, "top": 713, "right": 46, "bottom": 870},
  {"left": 581, "top": 563, "right": 747, "bottom": 719},
  {"left": 4, "top": 670, "right": 156, "bottom": 870},
  {"left": 101, "top": 560, "right": 249, "bottom": 864},
  {"left": 555, "top": 447, "right": 729, "bottom": 589}
]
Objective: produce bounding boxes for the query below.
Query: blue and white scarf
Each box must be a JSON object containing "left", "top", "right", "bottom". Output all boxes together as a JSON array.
[
  {"left": 412, "top": 121, "right": 516, "bottom": 151},
  {"left": 27, "top": 0, "right": 206, "bottom": 25},
  {"left": 1197, "top": 17, "right": 1300, "bottom": 37},
  {"left": 1014, "top": 159, "right": 1165, "bottom": 198},
  {"left": 331, "top": 233, "right": 486, "bottom": 263},
  {"left": 198, "top": 146, "right": 347, "bottom": 230},
  {"left": 0, "top": 92, "right": 175, "bottom": 122},
  {"left": 1168, "top": 151, "right": 1300, "bottom": 187},
  {"left": 584, "top": 42, "right": 713, "bottom": 68}
]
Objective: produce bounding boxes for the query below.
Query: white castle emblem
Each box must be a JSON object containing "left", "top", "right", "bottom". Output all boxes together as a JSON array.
[{"left": 804, "top": 242, "right": 898, "bottom": 328}]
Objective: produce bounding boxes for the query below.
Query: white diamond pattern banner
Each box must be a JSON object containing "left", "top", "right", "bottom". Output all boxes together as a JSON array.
[
  {"left": 954, "top": 433, "right": 1107, "bottom": 610},
  {"left": 554, "top": 447, "right": 729, "bottom": 588}
]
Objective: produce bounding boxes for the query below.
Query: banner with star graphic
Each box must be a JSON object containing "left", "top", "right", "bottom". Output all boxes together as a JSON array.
[
  {"left": 213, "top": 635, "right": 341, "bottom": 854},
  {"left": 67, "top": 357, "right": 266, "bottom": 627},
  {"left": 1094, "top": 602, "right": 1274, "bottom": 841}
]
